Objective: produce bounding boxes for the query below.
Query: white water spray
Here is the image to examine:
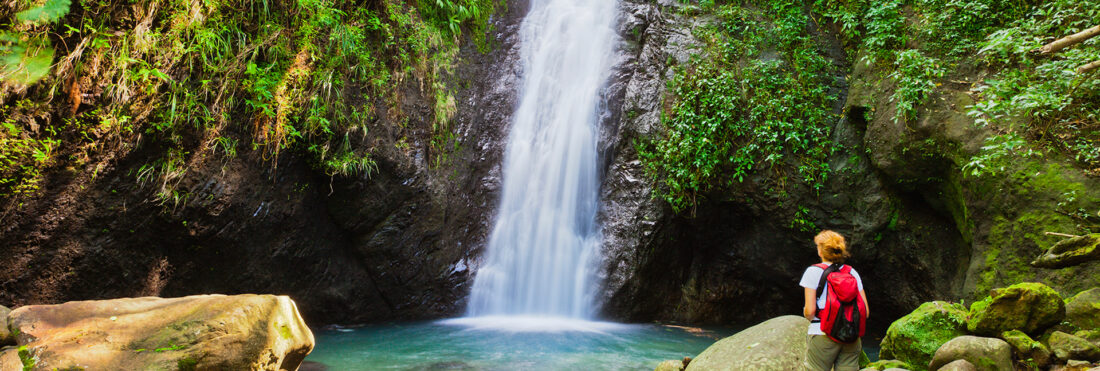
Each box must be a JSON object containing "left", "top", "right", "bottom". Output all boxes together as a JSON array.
[{"left": 465, "top": 0, "right": 618, "bottom": 319}]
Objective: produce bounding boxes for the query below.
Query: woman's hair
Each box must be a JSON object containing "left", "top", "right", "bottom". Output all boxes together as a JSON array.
[{"left": 815, "top": 230, "right": 849, "bottom": 263}]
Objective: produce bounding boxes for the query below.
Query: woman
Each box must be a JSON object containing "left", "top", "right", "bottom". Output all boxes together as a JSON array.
[{"left": 799, "top": 230, "right": 869, "bottom": 371}]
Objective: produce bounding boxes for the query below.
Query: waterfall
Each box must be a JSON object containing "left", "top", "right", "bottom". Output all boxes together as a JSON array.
[{"left": 466, "top": 0, "right": 618, "bottom": 319}]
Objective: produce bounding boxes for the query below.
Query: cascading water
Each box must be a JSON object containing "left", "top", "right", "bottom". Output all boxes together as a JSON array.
[
  {"left": 465, "top": 0, "right": 618, "bottom": 319},
  {"left": 305, "top": 3, "right": 737, "bottom": 367}
]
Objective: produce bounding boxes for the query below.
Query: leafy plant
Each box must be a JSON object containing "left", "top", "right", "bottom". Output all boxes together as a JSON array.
[
  {"left": 890, "top": 50, "right": 945, "bottom": 123},
  {"left": 16, "top": 0, "right": 73, "bottom": 24},
  {"left": 0, "top": 0, "right": 501, "bottom": 201},
  {"left": 961, "top": 134, "right": 1040, "bottom": 177},
  {"left": 640, "top": 0, "right": 837, "bottom": 213},
  {"left": 18, "top": 345, "right": 36, "bottom": 371}
]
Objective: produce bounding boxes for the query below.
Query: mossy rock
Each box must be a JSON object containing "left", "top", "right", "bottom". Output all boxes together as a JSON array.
[
  {"left": 967, "top": 282, "right": 1065, "bottom": 336},
  {"left": 1031, "top": 234, "right": 1100, "bottom": 269},
  {"left": 879, "top": 301, "right": 968, "bottom": 370},
  {"left": 1064, "top": 287, "right": 1100, "bottom": 331},
  {"left": 863, "top": 359, "right": 912, "bottom": 370},
  {"left": 4, "top": 295, "right": 314, "bottom": 370},
  {"left": 1000, "top": 329, "right": 1050, "bottom": 368},
  {"left": 0, "top": 305, "right": 13, "bottom": 347},
  {"left": 1075, "top": 330, "right": 1100, "bottom": 347},
  {"left": 1048, "top": 331, "right": 1100, "bottom": 362},
  {"left": 859, "top": 350, "right": 870, "bottom": 368}
]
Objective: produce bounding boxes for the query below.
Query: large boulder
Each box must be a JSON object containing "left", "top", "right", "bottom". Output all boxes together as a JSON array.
[
  {"left": 1031, "top": 233, "right": 1100, "bottom": 269},
  {"left": 936, "top": 359, "right": 977, "bottom": 371},
  {"left": 685, "top": 316, "right": 808, "bottom": 371},
  {"left": 927, "top": 336, "right": 1013, "bottom": 371},
  {"left": 966, "top": 282, "right": 1065, "bottom": 336},
  {"left": 1000, "top": 329, "right": 1051, "bottom": 368},
  {"left": 1065, "top": 288, "right": 1100, "bottom": 331},
  {"left": 0, "top": 305, "right": 13, "bottom": 346},
  {"left": 1049, "top": 331, "right": 1100, "bottom": 362},
  {"left": 879, "top": 301, "right": 968, "bottom": 369},
  {"left": 0, "top": 295, "right": 313, "bottom": 371}
]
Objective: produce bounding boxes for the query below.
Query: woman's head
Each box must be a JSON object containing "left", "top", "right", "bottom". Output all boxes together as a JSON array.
[{"left": 814, "top": 230, "right": 849, "bottom": 263}]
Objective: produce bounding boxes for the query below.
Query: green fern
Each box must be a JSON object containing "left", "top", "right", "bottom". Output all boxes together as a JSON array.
[
  {"left": 16, "top": 0, "right": 73, "bottom": 24},
  {"left": 0, "top": 32, "right": 56, "bottom": 85}
]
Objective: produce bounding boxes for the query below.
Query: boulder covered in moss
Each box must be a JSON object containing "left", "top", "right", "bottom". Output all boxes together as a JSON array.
[
  {"left": 1065, "top": 287, "right": 1100, "bottom": 331},
  {"left": 879, "top": 301, "right": 968, "bottom": 369},
  {"left": 1049, "top": 331, "right": 1100, "bottom": 362},
  {"left": 685, "top": 316, "right": 808, "bottom": 371},
  {"left": 927, "top": 336, "right": 1012, "bottom": 371},
  {"left": 0, "top": 295, "right": 314, "bottom": 371},
  {"left": 966, "top": 282, "right": 1065, "bottom": 336},
  {"left": 1031, "top": 233, "right": 1100, "bottom": 269},
  {"left": 862, "top": 359, "right": 913, "bottom": 370},
  {"left": 1000, "top": 329, "right": 1050, "bottom": 368}
]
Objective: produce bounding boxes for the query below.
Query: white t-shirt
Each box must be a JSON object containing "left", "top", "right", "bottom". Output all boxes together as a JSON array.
[{"left": 799, "top": 263, "right": 864, "bottom": 335}]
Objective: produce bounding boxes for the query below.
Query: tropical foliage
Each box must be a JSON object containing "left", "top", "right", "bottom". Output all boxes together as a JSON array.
[{"left": 0, "top": 0, "right": 499, "bottom": 200}]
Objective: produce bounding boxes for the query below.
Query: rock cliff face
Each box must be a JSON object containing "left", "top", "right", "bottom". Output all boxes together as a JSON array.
[
  {"left": 595, "top": 0, "right": 1099, "bottom": 329},
  {"left": 0, "top": 3, "right": 529, "bottom": 325}
]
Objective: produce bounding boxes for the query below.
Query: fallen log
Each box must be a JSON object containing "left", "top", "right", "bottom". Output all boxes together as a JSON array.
[{"left": 1040, "top": 25, "right": 1100, "bottom": 54}]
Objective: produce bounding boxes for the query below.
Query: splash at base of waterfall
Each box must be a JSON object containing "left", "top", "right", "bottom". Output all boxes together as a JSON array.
[{"left": 439, "top": 315, "right": 629, "bottom": 333}]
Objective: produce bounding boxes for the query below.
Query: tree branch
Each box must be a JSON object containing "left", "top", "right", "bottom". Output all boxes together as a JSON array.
[{"left": 1079, "top": 60, "right": 1100, "bottom": 74}]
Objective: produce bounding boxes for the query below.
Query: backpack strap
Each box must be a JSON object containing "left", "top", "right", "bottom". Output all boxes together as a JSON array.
[{"left": 814, "top": 263, "right": 842, "bottom": 307}]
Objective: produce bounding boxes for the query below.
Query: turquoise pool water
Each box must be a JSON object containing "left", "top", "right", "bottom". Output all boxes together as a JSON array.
[{"left": 304, "top": 316, "right": 731, "bottom": 370}]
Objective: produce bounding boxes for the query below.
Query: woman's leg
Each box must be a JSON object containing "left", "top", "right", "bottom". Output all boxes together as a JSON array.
[
  {"left": 805, "top": 335, "right": 841, "bottom": 371},
  {"left": 834, "top": 337, "right": 863, "bottom": 371}
]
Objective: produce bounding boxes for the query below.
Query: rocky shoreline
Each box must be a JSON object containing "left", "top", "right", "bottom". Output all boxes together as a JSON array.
[{"left": 655, "top": 281, "right": 1100, "bottom": 371}]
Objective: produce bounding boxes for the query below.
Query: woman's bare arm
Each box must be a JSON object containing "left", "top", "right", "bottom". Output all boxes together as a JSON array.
[
  {"left": 860, "top": 290, "right": 870, "bottom": 318},
  {"left": 804, "top": 287, "right": 817, "bottom": 321}
]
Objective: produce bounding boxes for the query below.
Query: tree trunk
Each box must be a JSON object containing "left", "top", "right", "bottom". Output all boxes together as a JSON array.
[
  {"left": 1079, "top": 60, "right": 1100, "bottom": 74},
  {"left": 1041, "top": 25, "right": 1100, "bottom": 54}
]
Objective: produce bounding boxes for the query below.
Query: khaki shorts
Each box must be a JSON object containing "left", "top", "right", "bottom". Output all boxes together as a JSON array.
[{"left": 805, "top": 334, "right": 862, "bottom": 371}]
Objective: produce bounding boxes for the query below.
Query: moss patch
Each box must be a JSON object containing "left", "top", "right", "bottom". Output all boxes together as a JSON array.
[
  {"left": 864, "top": 359, "right": 913, "bottom": 370},
  {"left": 177, "top": 356, "right": 198, "bottom": 371},
  {"left": 277, "top": 324, "right": 293, "bottom": 340},
  {"left": 879, "top": 301, "right": 968, "bottom": 370},
  {"left": 1000, "top": 329, "right": 1050, "bottom": 366},
  {"left": 1065, "top": 288, "right": 1100, "bottom": 331},
  {"left": 967, "top": 282, "right": 1065, "bottom": 336}
]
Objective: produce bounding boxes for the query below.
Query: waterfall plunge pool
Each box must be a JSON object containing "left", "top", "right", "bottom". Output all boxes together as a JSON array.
[{"left": 304, "top": 318, "right": 734, "bottom": 370}]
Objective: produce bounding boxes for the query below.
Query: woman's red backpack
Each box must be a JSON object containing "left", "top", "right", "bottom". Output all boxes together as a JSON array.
[{"left": 814, "top": 263, "right": 867, "bottom": 343}]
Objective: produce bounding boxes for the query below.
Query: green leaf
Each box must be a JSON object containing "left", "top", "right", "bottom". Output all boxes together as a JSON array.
[
  {"left": 16, "top": 0, "right": 73, "bottom": 24},
  {"left": 1, "top": 35, "right": 56, "bottom": 85}
]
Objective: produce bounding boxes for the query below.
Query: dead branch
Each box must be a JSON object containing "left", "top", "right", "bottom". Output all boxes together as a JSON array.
[
  {"left": 1041, "top": 25, "right": 1100, "bottom": 54},
  {"left": 1044, "top": 232, "right": 1082, "bottom": 238}
]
